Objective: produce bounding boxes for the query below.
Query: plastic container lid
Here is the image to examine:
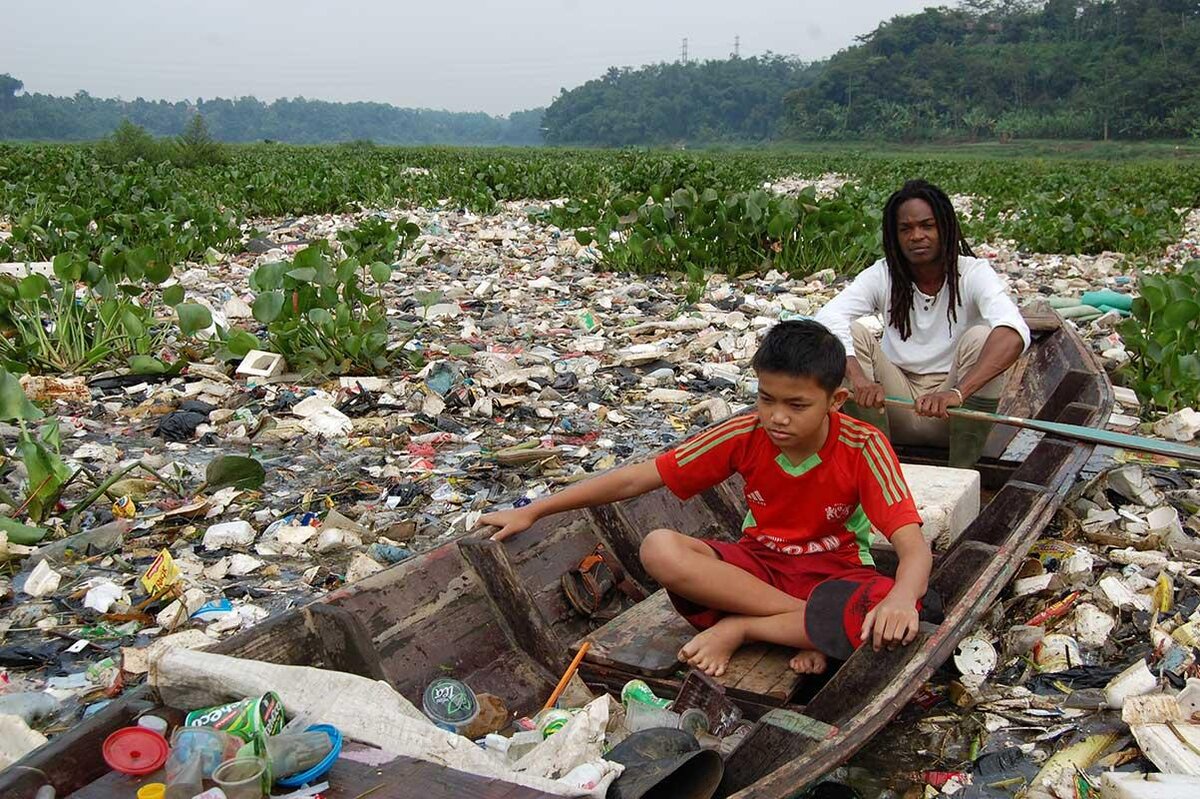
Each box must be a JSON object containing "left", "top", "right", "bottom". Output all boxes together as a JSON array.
[
  {"left": 102, "top": 727, "right": 169, "bottom": 776},
  {"left": 137, "top": 784, "right": 166, "bottom": 799},
  {"left": 421, "top": 678, "right": 479, "bottom": 730},
  {"left": 137, "top": 715, "right": 169, "bottom": 735},
  {"left": 276, "top": 724, "right": 344, "bottom": 789}
]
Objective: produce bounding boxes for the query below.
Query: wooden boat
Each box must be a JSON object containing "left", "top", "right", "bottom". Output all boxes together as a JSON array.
[{"left": 1, "top": 313, "right": 1112, "bottom": 799}]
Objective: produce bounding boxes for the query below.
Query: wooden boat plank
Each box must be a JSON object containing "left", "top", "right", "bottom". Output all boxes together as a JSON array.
[
  {"left": 587, "top": 503, "right": 659, "bottom": 591},
  {"left": 718, "top": 643, "right": 769, "bottom": 686},
  {"left": 578, "top": 590, "right": 802, "bottom": 704},
  {"left": 460, "top": 537, "right": 564, "bottom": 674},
  {"left": 613, "top": 487, "right": 729, "bottom": 541},
  {"left": 727, "top": 645, "right": 800, "bottom": 705},
  {"left": 580, "top": 588, "right": 687, "bottom": 676}
]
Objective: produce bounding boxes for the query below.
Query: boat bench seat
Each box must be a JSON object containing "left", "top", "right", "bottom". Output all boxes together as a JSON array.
[{"left": 574, "top": 589, "right": 803, "bottom": 706}]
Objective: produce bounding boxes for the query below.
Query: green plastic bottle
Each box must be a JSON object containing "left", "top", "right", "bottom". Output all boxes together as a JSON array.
[{"left": 621, "top": 679, "right": 672, "bottom": 709}]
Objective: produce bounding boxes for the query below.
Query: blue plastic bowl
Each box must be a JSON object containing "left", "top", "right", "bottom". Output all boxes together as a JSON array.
[{"left": 275, "top": 723, "right": 343, "bottom": 789}]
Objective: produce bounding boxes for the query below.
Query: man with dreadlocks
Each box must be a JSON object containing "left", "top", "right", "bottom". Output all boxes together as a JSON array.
[{"left": 814, "top": 179, "right": 1029, "bottom": 468}]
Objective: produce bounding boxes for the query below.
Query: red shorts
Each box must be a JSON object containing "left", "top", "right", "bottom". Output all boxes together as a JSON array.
[{"left": 666, "top": 536, "right": 940, "bottom": 659}]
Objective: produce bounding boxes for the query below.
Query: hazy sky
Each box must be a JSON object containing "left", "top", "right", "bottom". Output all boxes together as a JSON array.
[{"left": 5, "top": 1, "right": 936, "bottom": 116}]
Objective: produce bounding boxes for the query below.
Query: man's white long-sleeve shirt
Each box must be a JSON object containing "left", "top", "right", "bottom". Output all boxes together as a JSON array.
[{"left": 813, "top": 256, "right": 1031, "bottom": 375}]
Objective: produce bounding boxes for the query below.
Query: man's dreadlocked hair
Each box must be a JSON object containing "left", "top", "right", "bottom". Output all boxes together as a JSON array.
[{"left": 882, "top": 179, "right": 976, "bottom": 341}]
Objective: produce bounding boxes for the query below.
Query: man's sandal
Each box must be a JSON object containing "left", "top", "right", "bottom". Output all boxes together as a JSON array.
[{"left": 561, "top": 544, "right": 646, "bottom": 621}]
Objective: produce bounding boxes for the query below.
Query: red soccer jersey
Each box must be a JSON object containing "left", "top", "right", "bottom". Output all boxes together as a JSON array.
[{"left": 655, "top": 411, "right": 922, "bottom": 566}]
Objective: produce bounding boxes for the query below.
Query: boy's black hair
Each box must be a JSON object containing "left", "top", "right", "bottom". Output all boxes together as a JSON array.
[
  {"left": 882, "top": 179, "right": 976, "bottom": 340},
  {"left": 751, "top": 319, "right": 846, "bottom": 392}
]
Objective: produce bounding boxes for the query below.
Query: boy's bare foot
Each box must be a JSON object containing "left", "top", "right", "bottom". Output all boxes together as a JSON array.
[
  {"left": 789, "top": 649, "right": 828, "bottom": 674},
  {"left": 678, "top": 618, "right": 745, "bottom": 677}
]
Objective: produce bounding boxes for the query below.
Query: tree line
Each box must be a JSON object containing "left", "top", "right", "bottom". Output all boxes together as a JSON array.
[
  {"left": 0, "top": 76, "right": 544, "bottom": 146},
  {"left": 785, "top": 0, "right": 1200, "bottom": 141},
  {"left": 542, "top": 0, "right": 1199, "bottom": 144},
  {"left": 541, "top": 55, "right": 819, "bottom": 147}
]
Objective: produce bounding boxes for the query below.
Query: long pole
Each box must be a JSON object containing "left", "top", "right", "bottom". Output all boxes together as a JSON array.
[{"left": 883, "top": 396, "right": 1200, "bottom": 464}]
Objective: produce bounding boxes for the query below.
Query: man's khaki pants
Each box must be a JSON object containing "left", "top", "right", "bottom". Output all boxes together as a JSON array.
[{"left": 850, "top": 321, "right": 1008, "bottom": 447}]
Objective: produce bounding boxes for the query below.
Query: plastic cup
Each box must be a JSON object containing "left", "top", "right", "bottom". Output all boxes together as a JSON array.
[
  {"left": 624, "top": 700, "right": 681, "bottom": 732},
  {"left": 213, "top": 756, "right": 267, "bottom": 799},
  {"left": 169, "top": 726, "right": 242, "bottom": 779}
]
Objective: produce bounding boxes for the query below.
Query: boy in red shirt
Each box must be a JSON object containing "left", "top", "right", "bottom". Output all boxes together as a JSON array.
[{"left": 479, "top": 320, "right": 935, "bottom": 676}]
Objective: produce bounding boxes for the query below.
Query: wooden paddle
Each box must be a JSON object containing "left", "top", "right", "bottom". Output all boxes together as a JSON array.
[{"left": 883, "top": 396, "right": 1200, "bottom": 464}]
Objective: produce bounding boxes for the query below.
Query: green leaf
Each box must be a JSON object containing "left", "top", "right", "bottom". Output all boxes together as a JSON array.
[
  {"left": 18, "top": 274, "right": 50, "bottom": 301},
  {"left": 1162, "top": 299, "right": 1200, "bottom": 328},
  {"left": 225, "top": 330, "right": 260, "bottom": 357},
  {"left": 1140, "top": 281, "right": 1167, "bottom": 313},
  {"left": 163, "top": 285, "right": 185, "bottom": 306},
  {"left": 52, "top": 253, "right": 83, "bottom": 282},
  {"left": 123, "top": 246, "right": 149, "bottom": 281},
  {"left": 286, "top": 267, "right": 317, "bottom": 283},
  {"left": 176, "top": 303, "right": 213, "bottom": 337},
  {"left": 370, "top": 262, "right": 392, "bottom": 284},
  {"left": 253, "top": 291, "right": 285, "bottom": 323},
  {"left": 0, "top": 368, "right": 44, "bottom": 422},
  {"left": 120, "top": 309, "right": 145, "bottom": 338},
  {"left": 292, "top": 245, "right": 324, "bottom": 272},
  {"left": 0, "top": 516, "right": 48, "bottom": 545},
  {"left": 575, "top": 230, "right": 594, "bottom": 246},
  {"left": 205, "top": 454, "right": 266, "bottom": 491},
  {"left": 251, "top": 262, "right": 286, "bottom": 291},
  {"left": 307, "top": 307, "right": 334, "bottom": 326},
  {"left": 144, "top": 257, "right": 172, "bottom": 284},
  {"left": 129, "top": 355, "right": 168, "bottom": 374},
  {"left": 16, "top": 426, "right": 71, "bottom": 522}
]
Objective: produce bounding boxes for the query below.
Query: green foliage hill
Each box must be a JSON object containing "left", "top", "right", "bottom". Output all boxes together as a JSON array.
[
  {"left": 0, "top": 82, "right": 545, "bottom": 146},
  {"left": 541, "top": 0, "right": 1199, "bottom": 145},
  {"left": 543, "top": 55, "right": 820, "bottom": 146},
  {"left": 786, "top": 0, "right": 1200, "bottom": 141}
]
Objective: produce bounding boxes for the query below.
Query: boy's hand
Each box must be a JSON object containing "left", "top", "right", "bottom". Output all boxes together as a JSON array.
[
  {"left": 860, "top": 591, "right": 919, "bottom": 651},
  {"left": 477, "top": 507, "right": 539, "bottom": 541}
]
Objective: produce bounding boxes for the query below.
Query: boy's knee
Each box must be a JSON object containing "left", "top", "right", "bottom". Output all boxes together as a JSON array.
[{"left": 640, "top": 528, "right": 684, "bottom": 581}]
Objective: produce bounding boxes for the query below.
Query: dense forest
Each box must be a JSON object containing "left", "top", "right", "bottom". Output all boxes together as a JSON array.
[
  {"left": 542, "top": 56, "right": 819, "bottom": 147},
  {"left": 785, "top": 0, "right": 1200, "bottom": 141},
  {"left": 0, "top": 76, "right": 544, "bottom": 146},
  {"left": 542, "top": 0, "right": 1200, "bottom": 144}
]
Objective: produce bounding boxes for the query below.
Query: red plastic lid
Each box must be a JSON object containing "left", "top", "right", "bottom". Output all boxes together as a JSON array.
[{"left": 103, "top": 727, "right": 169, "bottom": 776}]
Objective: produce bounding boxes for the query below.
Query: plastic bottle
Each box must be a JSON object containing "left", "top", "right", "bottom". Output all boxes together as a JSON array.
[
  {"left": 0, "top": 692, "right": 61, "bottom": 723},
  {"left": 620, "top": 679, "right": 672, "bottom": 710},
  {"left": 30, "top": 521, "right": 129, "bottom": 565}
]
